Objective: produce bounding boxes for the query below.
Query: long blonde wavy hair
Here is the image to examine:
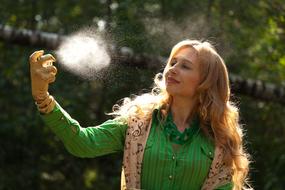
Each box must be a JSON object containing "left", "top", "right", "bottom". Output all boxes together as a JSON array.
[{"left": 111, "top": 39, "right": 251, "bottom": 190}]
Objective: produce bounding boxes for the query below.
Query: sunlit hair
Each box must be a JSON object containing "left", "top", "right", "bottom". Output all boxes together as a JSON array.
[{"left": 110, "top": 39, "right": 251, "bottom": 189}]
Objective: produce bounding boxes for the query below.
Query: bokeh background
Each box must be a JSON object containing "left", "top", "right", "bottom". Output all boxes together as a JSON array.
[{"left": 0, "top": 0, "right": 285, "bottom": 189}]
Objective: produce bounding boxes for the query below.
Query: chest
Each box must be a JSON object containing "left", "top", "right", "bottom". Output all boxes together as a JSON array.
[{"left": 141, "top": 123, "right": 214, "bottom": 190}]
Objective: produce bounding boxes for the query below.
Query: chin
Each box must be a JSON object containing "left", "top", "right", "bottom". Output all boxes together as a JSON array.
[
  {"left": 166, "top": 86, "right": 178, "bottom": 96},
  {"left": 166, "top": 88, "right": 195, "bottom": 99}
]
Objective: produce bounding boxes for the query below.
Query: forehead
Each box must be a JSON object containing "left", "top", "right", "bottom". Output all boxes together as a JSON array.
[{"left": 172, "top": 46, "right": 199, "bottom": 64}]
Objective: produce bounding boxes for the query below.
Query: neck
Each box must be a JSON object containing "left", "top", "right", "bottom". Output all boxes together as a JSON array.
[{"left": 170, "top": 96, "right": 197, "bottom": 131}]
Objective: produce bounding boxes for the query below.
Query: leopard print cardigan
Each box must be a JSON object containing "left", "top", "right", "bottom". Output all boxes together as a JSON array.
[{"left": 120, "top": 116, "right": 232, "bottom": 190}]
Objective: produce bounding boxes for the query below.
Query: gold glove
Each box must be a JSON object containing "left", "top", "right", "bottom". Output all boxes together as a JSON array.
[
  {"left": 35, "top": 95, "right": 56, "bottom": 114},
  {"left": 29, "top": 50, "right": 57, "bottom": 113}
]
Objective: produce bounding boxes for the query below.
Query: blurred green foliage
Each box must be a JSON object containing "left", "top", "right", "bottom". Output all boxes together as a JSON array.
[{"left": 0, "top": 0, "right": 285, "bottom": 189}]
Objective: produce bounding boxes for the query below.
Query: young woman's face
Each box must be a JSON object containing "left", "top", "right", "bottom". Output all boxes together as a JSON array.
[{"left": 164, "top": 46, "right": 201, "bottom": 99}]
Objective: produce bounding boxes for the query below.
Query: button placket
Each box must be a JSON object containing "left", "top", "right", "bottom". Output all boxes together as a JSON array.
[{"left": 168, "top": 153, "right": 176, "bottom": 185}]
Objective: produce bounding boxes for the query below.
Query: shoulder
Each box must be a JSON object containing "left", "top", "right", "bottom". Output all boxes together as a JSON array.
[
  {"left": 99, "top": 117, "right": 128, "bottom": 130},
  {"left": 126, "top": 108, "right": 160, "bottom": 126}
]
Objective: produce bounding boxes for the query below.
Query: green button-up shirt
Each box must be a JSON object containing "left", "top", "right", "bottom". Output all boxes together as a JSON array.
[{"left": 41, "top": 102, "right": 233, "bottom": 190}]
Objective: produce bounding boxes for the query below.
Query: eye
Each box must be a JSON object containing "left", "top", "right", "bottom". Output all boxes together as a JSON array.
[
  {"left": 182, "top": 63, "right": 190, "bottom": 70},
  {"left": 170, "top": 59, "right": 177, "bottom": 66}
]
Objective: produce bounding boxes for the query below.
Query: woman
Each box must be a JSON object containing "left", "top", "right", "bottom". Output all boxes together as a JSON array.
[{"left": 29, "top": 39, "right": 251, "bottom": 190}]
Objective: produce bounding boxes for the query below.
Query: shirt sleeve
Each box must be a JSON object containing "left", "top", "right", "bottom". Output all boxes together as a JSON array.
[
  {"left": 214, "top": 182, "right": 234, "bottom": 190},
  {"left": 40, "top": 101, "right": 128, "bottom": 158}
]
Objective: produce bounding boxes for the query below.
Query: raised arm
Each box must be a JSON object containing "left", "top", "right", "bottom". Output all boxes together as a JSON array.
[
  {"left": 41, "top": 102, "right": 127, "bottom": 158},
  {"left": 29, "top": 50, "right": 127, "bottom": 158}
]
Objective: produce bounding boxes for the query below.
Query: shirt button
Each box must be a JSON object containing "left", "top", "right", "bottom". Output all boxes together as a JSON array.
[
  {"left": 169, "top": 175, "right": 173, "bottom": 180},
  {"left": 60, "top": 116, "right": 64, "bottom": 120},
  {"left": 209, "top": 151, "right": 212, "bottom": 156},
  {"left": 172, "top": 155, "right": 175, "bottom": 160}
]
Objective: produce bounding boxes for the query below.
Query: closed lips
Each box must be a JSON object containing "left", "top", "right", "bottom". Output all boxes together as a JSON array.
[{"left": 167, "top": 76, "right": 179, "bottom": 83}]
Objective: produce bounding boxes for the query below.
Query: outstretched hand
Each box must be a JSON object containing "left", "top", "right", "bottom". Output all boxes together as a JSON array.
[{"left": 29, "top": 50, "right": 57, "bottom": 103}]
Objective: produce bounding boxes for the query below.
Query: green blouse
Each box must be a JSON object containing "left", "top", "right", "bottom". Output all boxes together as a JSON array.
[{"left": 41, "top": 102, "right": 233, "bottom": 190}]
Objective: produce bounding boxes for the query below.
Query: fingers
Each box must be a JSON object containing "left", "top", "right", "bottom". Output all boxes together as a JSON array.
[
  {"left": 47, "top": 73, "right": 56, "bottom": 83},
  {"left": 45, "top": 65, "right": 57, "bottom": 75},
  {"left": 29, "top": 50, "right": 44, "bottom": 64},
  {"left": 40, "top": 72, "right": 56, "bottom": 83},
  {"left": 29, "top": 51, "right": 56, "bottom": 67},
  {"left": 36, "top": 65, "right": 57, "bottom": 83},
  {"left": 38, "top": 54, "right": 56, "bottom": 66}
]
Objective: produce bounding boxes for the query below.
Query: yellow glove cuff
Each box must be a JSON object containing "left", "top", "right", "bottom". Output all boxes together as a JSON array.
[{"left": 35, "top": 95, "right": 55, "bottom": 114}]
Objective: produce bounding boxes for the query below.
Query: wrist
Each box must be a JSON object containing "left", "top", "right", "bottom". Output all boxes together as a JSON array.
[
  {"left": 33, "top": 92, "right": 49, "bottom": 104},
  {"left": 35, "top": 95, "right": 55, "bottom": 114}
]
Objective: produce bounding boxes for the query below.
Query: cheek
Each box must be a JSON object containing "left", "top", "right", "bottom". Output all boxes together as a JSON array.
[
  {"left": 182, "top": 76, "right": 200, "bottom": 96},
  {"left": 185, "top": 73, "right": 200, "bottom": 87}
]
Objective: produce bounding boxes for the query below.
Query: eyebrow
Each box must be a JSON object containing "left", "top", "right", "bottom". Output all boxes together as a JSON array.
[{"left": 172, "top": 56, "right": 193, "bottom": 65}]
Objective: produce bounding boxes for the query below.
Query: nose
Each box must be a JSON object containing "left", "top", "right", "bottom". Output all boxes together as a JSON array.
[{"left": 168, "top": 64, "right": 178, "bottom": 74}]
